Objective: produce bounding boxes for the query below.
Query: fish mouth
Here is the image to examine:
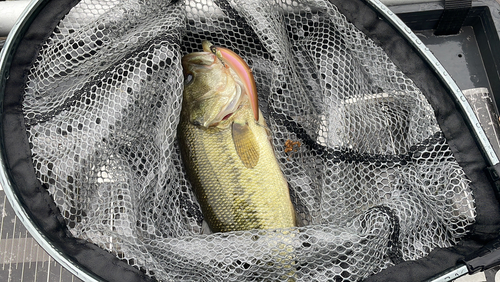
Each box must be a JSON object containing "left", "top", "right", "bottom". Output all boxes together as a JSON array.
[
  {"left": 185, "top": 41, "right": 259, "bottom": 122},
  {"left": 181, "top": 52, "right": 217, "bottom": 77},
  {"left": 203, "top": 41, "right": 259, "bottom": 122},
  {"left": 210, "top": 84, "right": 244, "bottom": 126},
  {"left": 181, "top": 52, "right": 216, "bottom": 66},
  {"left": 196, "top": 87, "right": 244, "bottom": 128}
]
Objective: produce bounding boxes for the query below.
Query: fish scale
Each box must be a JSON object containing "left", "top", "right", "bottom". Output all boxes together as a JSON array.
[{"left": 178, "top": 44, "right": 296, "bottom": 233}]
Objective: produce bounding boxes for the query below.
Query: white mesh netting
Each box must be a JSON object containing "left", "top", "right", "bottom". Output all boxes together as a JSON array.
[{"left": 22, "top": 0, "right": 476, "bottom": 281}]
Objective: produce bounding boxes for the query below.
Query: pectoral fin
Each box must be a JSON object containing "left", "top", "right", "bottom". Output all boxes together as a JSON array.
[{"left": 232, "top": 122, "right": 259, "bottom": 168}]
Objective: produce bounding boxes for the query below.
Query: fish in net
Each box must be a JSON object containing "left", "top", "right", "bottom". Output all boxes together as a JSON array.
[{"left": 20, "top": 0, "right": 477, "bottom": 280}]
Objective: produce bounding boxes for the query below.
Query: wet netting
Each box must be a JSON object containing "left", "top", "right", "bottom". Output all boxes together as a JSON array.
[{"left": 3, "top": 0, "right": 500, "bottom": 281}]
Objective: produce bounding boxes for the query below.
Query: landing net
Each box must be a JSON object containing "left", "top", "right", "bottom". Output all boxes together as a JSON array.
[{"left": 22, "top": 0, "right": 475, "bottom": 280}]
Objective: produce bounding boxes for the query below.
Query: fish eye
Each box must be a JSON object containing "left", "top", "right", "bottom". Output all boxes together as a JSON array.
[{"left": 185, "top": 74, "right": 193, "bottom": 85}]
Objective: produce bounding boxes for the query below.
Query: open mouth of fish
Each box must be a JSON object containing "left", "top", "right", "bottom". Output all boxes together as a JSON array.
[
  {"left": 216, "top": 82, "right": 244, "bottom": 123},
  {"left": 182, "top": 51, "right": 247, "bottom": 127}
]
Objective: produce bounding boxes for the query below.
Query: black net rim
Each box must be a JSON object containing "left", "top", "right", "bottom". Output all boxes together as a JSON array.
[{"left": 0, "top": 0, "right": 499, "bottom": 281}]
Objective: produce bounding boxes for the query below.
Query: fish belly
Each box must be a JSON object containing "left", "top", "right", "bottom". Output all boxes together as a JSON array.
[{"left": 178, "top": 112, "right": 295, "bottom": 233}]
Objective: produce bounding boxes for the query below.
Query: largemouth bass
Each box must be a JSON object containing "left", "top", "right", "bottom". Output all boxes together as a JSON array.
[{"left": 178, "top": 41, "right": 296, "bottom": 233}]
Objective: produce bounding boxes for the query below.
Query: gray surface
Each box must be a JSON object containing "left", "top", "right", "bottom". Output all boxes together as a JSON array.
[
  {"left": 415, "top": 27, "right": 491, "bottom": 91},
  {"left": 0, "top": 188, "right": 83, "bottom": 282}
]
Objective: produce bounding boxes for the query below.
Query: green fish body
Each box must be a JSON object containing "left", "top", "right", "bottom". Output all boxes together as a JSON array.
[{"left": 178, "top": 45, "right": 296, "bottom": 233}]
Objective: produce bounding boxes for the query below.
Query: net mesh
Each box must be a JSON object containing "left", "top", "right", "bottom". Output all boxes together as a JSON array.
[{"left": 22, "top": 0, "right": 476, "bottom": 280}]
